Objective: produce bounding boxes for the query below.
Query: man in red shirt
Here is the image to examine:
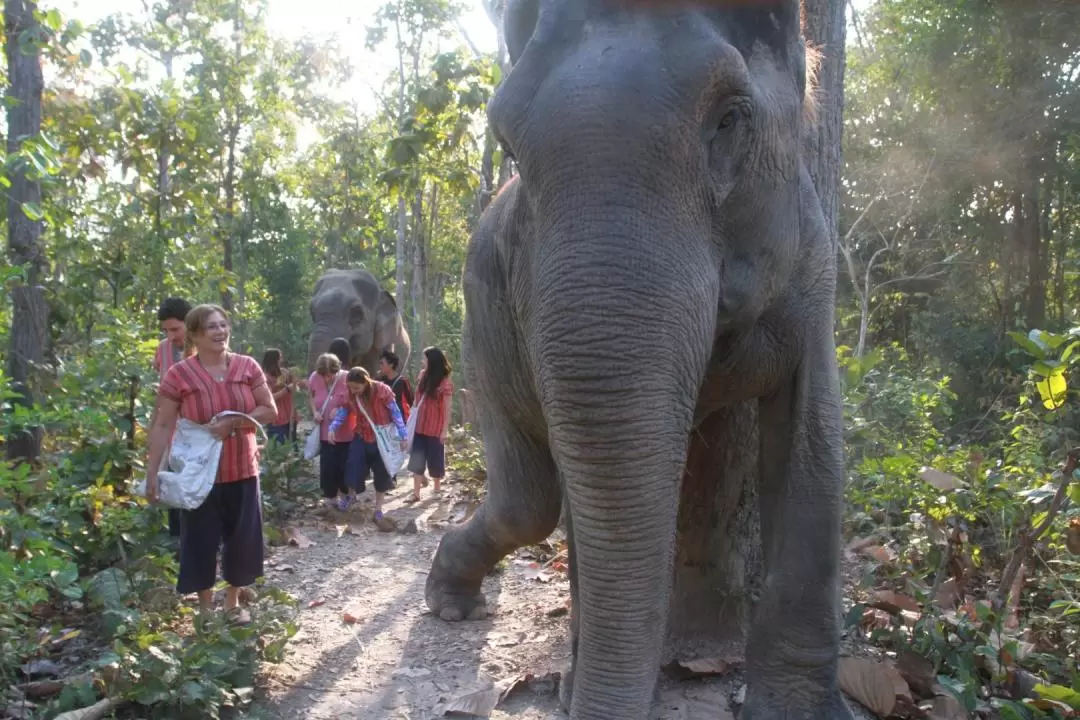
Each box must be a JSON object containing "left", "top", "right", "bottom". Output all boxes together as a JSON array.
[{"left": 151, "top": 297, "right": 192, "bottom": 541}]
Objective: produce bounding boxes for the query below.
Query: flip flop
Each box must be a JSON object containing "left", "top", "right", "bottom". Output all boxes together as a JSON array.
[{"left": 404, "top": 494, "right": 421, "bottom": 504}]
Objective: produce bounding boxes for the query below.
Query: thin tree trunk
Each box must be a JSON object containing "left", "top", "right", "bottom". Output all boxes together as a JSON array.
[
  {"left": 220, "top": 0, "right": 243, "bottom": 311},
  {"left": 151, "top": 51, "right": 174, "bottom": 292},
  {"left": 801, "top": 0, "right": 847, "bottom": 241},
  {"left": 4, "top": 0, "right": 48, "bottom": 462},
  {"left": 410, "top": 185, "right": 426, "bottom": 353}
]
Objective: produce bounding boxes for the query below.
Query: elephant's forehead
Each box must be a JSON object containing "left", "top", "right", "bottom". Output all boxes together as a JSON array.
[{"left": 314, "top": 278, "right": 377, "bottom": 306}]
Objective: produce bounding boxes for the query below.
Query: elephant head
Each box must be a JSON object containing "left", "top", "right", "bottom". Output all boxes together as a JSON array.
[{"left": 307, "top": 268, "right": 411, "bottom": 374}]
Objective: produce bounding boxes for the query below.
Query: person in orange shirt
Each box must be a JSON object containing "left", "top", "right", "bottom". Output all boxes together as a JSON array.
[
  {"left": 407, "top": 347, "right": 454, "bottom": 503},
  {"left": 261, "top": 348, "right": 295, "bottom": 447}
]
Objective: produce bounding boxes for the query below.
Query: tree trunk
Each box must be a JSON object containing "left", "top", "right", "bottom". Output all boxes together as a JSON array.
[
  {"left": 801, "top": 0, "right": 848, "bottom": 241},
  {"left": 665, "top": 404, "right": 762, "bottom": 662},
  {"left": 410, "top": 185, "right": 427, "bottom": 353},
  {"left": 4, "top": 0, "right": 48, "bottom": 462},
  {"left": 219, "top": 0, "right": 243, "bottom": 312},
  {"left": 664, "top": 0, "right": 847, "bottom": 665}
]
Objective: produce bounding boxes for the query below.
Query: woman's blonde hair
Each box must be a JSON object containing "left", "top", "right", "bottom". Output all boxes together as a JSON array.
[
  {"left": 315, "top": 353, "right": 342, "bottom": 376},
  {"left": 184, "top": 304, "right": 229, "bottom": 353}
]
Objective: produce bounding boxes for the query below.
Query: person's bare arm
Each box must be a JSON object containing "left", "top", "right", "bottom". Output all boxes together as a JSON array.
[
  {"left": 440, "top": 393, "right": 452, "bottom": 442},
  {"left": 146, "top": 397, "right": 180, "bottom": 502}
]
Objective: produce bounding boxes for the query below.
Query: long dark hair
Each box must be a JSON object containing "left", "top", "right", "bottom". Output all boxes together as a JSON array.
[
  {"left": 347, "top": 366, "right": 374, "bottom": 400},
  {"left": 262, "top": 348, "right": 284, "bottom": 377},
  {"left": 328, "top": 337, "right": 351, "bottom": 367},
  {"left": 418, "top": 346, "right": 451, "bottom": 399}
]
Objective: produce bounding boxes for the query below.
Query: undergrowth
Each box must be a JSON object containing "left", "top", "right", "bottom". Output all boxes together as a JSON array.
[{"left": 1, "top": 318, "right": 300, "bottom": 719}]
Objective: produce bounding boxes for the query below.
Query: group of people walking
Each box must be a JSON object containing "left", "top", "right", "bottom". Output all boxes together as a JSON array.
[
  {"left": 143, "top": 296, "right": 455, "bottom": 623},
  {"left": 307, "top": 344, "right": 454, "bottom": 521}
]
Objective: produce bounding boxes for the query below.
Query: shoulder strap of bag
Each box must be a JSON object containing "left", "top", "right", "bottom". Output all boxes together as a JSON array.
[
  {"left": 214, "top": 410, "right": 269, "bottom": 447},
  {"left": 320, "top": 372, "right": 343, "bottom": 416},
  {"left": 353, "top": 395, "right": 378, "bottom": 434}
]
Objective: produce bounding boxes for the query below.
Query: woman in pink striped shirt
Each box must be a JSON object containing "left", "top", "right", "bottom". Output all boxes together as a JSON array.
[{"left": 146, "top": 304, "right": 277, "bottom": 624}]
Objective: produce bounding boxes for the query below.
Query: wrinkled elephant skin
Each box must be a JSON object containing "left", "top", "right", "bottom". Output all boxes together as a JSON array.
[
  {"left": 425, "top": 2, "right": 851, "bottom": 720},
  {"left": 307, "top": 268, "right": 410, "bottom": 374}
]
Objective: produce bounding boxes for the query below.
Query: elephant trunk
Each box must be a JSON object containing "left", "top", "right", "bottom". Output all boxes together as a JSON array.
[
  {"left": 307, "top": 321, "right": 372, "bottom": 373},
  {"left": 531, "top": 212, "right": 718, "bottom": 717}
]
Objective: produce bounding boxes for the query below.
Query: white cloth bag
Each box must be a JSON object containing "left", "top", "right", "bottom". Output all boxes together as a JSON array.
[
  {"left": 135, "top": 411, "right": 266, "bottom": 510},
  {"left": 355, "top": 398, "right": 409, "bottom": 475},
  {"left": 304, "top": 372, "right": 343, "bottom": 461}
]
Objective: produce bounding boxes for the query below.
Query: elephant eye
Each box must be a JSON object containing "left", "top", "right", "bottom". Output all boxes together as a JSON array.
[{"left": 718, "top": 109, "right": 738, "bottom": 131}]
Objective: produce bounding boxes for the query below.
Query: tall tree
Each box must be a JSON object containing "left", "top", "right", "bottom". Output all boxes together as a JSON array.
[
  {"left": 666, "top": 0, "right": 849, "bottom": 661},
  {"left": 4, "top": 0, "right": 48, "bottom": 461}
]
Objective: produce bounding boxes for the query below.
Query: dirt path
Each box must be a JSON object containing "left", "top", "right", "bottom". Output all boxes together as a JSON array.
[{"left": 253, "top": 474, "right": 865, "bottom": 720}]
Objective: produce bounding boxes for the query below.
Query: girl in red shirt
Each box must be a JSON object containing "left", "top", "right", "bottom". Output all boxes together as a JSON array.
[
  {"left": 261, "top": 348, "right": 295, "bottom": 447},
  {"left": 331, "top": 367, "right": 407, "bottom": 522},
  {"left": 407, "top": 347, "right": 454, "bottom": 503},
  {"left": 146, "top": 304, "right": 277, "bottom": 624}
]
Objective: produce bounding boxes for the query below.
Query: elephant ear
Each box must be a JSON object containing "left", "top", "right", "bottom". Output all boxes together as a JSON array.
[
  {"left": 724, "top": 0, "right": 808, "bottom": 104},
  {"left": 373, "top": 290, "right": 403, "bottom": 355}
]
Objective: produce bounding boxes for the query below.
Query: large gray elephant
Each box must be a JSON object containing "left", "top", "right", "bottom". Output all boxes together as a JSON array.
[
  {"left": 425, "top": 2, "right": 850, "bottom": 719},
  {"left": 306, "top": 268, "right": 410, "bottom": 374}
]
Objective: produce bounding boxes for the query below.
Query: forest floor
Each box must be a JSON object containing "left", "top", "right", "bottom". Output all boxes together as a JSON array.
[{"left": 249, "top": 470, "right": 816, "bottom": 720}]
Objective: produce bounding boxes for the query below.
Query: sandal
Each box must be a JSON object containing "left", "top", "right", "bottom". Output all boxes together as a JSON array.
[
  {"left": 227, "top": 607, "right": 252, "bottom": 626},
  {"left": 404, "top": 494, "right": 421, "bottom": 504},
  {"left": 373, "top": 510, "right": 384, "bottom": 523}
]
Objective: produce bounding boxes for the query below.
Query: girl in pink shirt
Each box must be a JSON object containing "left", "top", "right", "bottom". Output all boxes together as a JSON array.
[{"left": 308, "top": 353, "right": 354, "bottom": 510}]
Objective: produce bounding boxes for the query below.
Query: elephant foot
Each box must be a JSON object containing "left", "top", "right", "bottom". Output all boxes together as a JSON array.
[
  {"left": 425, "top": 565, "right": 488, "bottom": 622},
  {"left": 739, "top": 689, "right": 854, "bottom": 720},
  {"left": 558, "top": 666, "right": 574, "bottom": 713}
]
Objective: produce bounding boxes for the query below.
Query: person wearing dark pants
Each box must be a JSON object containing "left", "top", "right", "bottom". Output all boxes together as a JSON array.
[
  {"left": 336, "top": 367, "right": 407, "bottom": 522},
  {"left": 308, "top": 353, "right": 353, "bottom": 510},
  {"left": 177, "top": 477, "right": 263, "bottom": 601},
  {"left": 408, "top": 347, "right": 454, "bottom": 503},
  {"left": 145, "top": 304, "right": 278, "bottom": 625},
  {"left": 377, "top": 350, "right": 413, "bottom": 490},
  {"left": 151, "top": 296, "right": 192, "bottom": 548}
]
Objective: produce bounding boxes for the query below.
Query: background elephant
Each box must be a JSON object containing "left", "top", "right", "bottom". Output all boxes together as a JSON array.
[
  {"left": 424, "top": 2, "right": 850, "bottom": 720},
  {"left": 306, "top": 268, "right": 410, "bottom": 375}
]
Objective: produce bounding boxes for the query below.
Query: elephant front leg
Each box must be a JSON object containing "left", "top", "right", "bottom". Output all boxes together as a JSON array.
[
  {"left": 742, "top": 337, "right": 854, "bottom": 720},
  {"left": 426, "top": 422, "right": 560, "bottom": 621}
]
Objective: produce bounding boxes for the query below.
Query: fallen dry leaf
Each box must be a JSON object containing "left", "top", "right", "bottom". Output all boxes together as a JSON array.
[
  {"left": 871, "top": 590, "right": 921, "bottom": 615},
  {"left": 1066, "top": 518, "right": 1080, "bottom": 555},
  {"left": 442, "top": 681, "right": 501, "bottom": 717},
  {"left": 919, "top": 467, "right": 965, "bottom": 492},
  {"left": 285, "top": 528, "right": 314, "bottom": 549},
  {"left": 896, "top": 650, "right": 936, "bottom": 699},
  {"left": 926, "top": 693, "right": 968, "bottom": 720},
  {"left": 499, "top": 672, "right": 561, "bottom": 703},
  {"left": 335, "top": 525, "right": 348, "bottom": 538},
  {"left": 307, "top": 599, "right": 326, "bottom": 609},
  {"left": 847, "top": 535, "right": 882, "bottom": 553},
  {"left": 837, "top": 656, "right": 907, "bottom": 717},
  {"left": 53, "top": 697, "right": 123, "bottom": 720},
  {"left": 935, "top": 578, "right": 961, "bottom": 608},
  {"left": 858, "top": 545, "right": 895, "bottom": 563},
  {"left": 342, "top": 613, "right": 360, "bottom": 624},
  {"left": 671, "top": 656, "right": 740, "bottom": 677}
]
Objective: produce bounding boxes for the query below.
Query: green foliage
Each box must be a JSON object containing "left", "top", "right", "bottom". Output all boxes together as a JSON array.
[{"left": 842, "top": 326, "right": 1080, "bottom": 713}]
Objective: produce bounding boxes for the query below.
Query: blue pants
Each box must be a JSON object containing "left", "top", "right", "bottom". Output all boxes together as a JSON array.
[
  {"left": 346, "top": 437, "right": 393, "bottom": 493},
  {"left": 177, "top": 478, "right": 264, "bottom": 594}
]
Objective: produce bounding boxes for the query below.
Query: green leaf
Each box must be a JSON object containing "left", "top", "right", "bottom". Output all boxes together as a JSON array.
[
  {"left": 1033, "top": 683, "right": 1080, "bottom": 710},
  {"left": 21, "top": 202, "right": 44, "bottom": 221},
  {"left": 1009, "top": 331, "right": 1047, "bottom": 360},
  {"left": 79, "top": 49, "right": 92, "bottom": 66},
  {"left": 1033, "top": 368, "right": 1067, "bottom": 410}
]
